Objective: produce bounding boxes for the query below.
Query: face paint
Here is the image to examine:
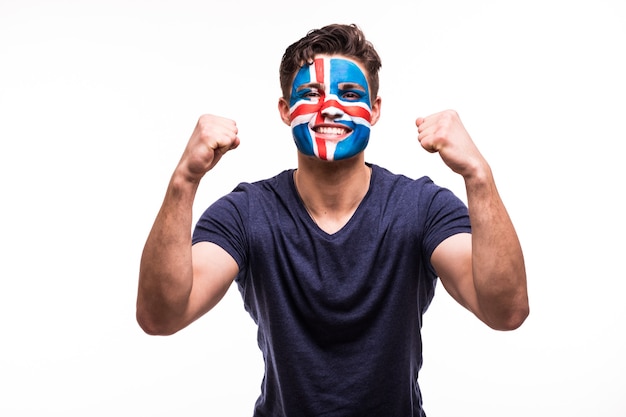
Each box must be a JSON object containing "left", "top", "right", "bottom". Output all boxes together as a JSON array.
[{"left": 289, "top": 57, "right": 373, "bottom": 161}]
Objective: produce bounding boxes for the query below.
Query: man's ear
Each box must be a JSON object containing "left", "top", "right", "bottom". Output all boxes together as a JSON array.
[
  {"left": 370, "top": 96, "right": 382, "bottom": 126},
  {"left": 278, "top": 97, "right": 291, "bottom": 126}
]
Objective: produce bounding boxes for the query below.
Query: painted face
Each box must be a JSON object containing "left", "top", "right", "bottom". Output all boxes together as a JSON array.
[{"left": 288, "top": 57, "right": 373, "bottom": 161}]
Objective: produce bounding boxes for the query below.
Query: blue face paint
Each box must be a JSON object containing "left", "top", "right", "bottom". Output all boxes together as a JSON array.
[{"left": 288, "top": 57, "right": 373, "bottom": 161}]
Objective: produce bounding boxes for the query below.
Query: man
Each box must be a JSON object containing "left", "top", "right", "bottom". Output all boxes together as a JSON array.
[{"left": 137, "top": 23, "right": 529, "bottom": 416}]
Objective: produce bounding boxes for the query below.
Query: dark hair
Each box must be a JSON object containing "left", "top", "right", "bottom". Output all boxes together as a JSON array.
[{"left": 279, "top": 24, "right": 382, "bottom": 102}]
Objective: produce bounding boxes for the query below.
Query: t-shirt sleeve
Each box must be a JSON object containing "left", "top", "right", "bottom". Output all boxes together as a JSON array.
[
  {"left": 421, "top": 182, "right": 471, "bottom": 265},
  {"left": 192, "top": 187, "right": 249, "bottom": 270}
]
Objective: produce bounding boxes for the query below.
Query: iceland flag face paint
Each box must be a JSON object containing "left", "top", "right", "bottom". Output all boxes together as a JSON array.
[{"left": 289, "top": 57, "right": 373, "bottom": 161}]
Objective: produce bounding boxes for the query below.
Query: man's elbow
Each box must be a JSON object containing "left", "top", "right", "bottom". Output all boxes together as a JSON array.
[
  {"left": 488, "top": 304, "right": 530, "bottom": 331},
  {"left": 136, "top": 308, "right": 181, "bottom": 336}
]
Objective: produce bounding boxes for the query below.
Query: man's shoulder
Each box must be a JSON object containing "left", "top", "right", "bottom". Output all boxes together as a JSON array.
[
  {"left": 238, "top": 169, "right": 294, "bottom": 190},
  {"left": 221, "top": 169, "right": 297, "bottom": 212},
  {"left": 370, "top": 163, "right": 435, "bottom": 190},
  {"left": 223, "top": 170, "right": 294, "bottom": 202}
]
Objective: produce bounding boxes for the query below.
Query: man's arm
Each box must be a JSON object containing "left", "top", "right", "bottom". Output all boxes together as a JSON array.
[
  {"left": 416, "top": 110, "right": 529, "bottom": 330},
  {"left": 136, "top": 115, "right": 240, "bottom": 336}
]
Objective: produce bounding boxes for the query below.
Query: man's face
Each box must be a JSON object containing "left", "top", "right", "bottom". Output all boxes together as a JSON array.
[{"left": 287, "top": 56, "right": 373, "bottom": 161}]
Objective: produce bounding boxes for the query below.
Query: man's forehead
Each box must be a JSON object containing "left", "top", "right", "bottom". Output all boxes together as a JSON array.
[
  {"left": 292, "top": 56, "right": 369, "bottom": 88},
  {"left": 311, "top": 54, "right": 367, "bottom": 72}
]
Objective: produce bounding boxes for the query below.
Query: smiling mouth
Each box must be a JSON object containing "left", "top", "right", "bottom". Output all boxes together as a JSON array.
[{"left": 312, "top": 125, "right": 352, "bottom": 140}]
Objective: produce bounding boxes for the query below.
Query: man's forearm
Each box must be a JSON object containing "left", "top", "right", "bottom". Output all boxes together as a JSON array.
[
  {"left": 136, "top": 173, "right": 199, "bottom": 335},
  {"left": 465, "top": 167, "right": 529, "bottom": 330}
]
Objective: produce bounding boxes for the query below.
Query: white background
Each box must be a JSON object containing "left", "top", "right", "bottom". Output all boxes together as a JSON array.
[{"left": 1, "top": 0, "right": 624, "bottom": 415}]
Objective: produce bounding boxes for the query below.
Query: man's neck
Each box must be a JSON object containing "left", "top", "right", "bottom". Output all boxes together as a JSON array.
[{"left": 294, "top": 153, "right": 371, "bottom": 234}]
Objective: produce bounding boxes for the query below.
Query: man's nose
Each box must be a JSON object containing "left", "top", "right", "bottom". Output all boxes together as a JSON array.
[{"left": 320, "top": 102, "right": 345, "bottom": 119}]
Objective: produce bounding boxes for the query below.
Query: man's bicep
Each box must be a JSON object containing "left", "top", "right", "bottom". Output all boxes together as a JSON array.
[
  {"left": 186, "top": 241, "right": 239, "bottom": 324},
  {"left": 431, "top": 233, "right": 480, "bottom": 316}
]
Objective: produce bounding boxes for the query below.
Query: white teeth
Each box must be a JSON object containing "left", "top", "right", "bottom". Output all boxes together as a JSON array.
[{"left": 316, "top": 126, "right": 347, "bottom": 135}]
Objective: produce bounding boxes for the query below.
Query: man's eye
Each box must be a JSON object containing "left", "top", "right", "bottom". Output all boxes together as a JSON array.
[
  {"left": 295, "top": 88, "right": 322, "bottom": 101},
  {"left": 341, "top": 91, "right": 364, "bottom": 100}
]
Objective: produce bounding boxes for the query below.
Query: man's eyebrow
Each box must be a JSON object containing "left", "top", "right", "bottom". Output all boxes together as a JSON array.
[
  {"left": 296, "top": 82, "right": 324, "bottom": 92},
  {"left": 338, "top": 82, "right": 366, "bottom": 92}
]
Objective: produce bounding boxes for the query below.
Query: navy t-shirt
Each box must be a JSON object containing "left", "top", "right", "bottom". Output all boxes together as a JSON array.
[{"left": 192, "top": 164, "right": 471, "bottom": 417}]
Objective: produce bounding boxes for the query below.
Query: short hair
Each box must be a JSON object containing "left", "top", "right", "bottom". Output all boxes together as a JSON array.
[{"left": 279, "top": 23, "right": 382, "bottom": 103}]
